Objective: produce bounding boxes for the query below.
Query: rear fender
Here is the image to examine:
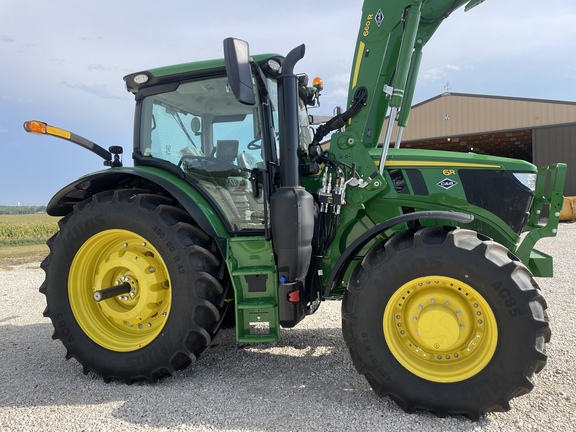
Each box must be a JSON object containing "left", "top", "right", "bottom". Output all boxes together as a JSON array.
[{"left": 46, "top": 167, "right": 228, "bottom": 242}]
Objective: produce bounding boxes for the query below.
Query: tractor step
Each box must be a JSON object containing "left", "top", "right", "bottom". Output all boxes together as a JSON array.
[{"left": 228, "top": 238, "right": 280, "bottom": 343}]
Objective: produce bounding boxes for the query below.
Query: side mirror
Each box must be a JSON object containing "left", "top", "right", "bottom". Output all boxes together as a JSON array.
[{"left": 223, "top": 38, "right": 256, "bottom": 105}]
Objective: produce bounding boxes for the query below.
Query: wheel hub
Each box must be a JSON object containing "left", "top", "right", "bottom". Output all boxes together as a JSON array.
[
  {"left": 384, "top": 276, "right": 497, "bottom": 382},
  {"left": 69, "top": 229, "right": 172, "bottom": 352},
  {"left": 417, "top": 305, "right": 460, "bottom": 351}
]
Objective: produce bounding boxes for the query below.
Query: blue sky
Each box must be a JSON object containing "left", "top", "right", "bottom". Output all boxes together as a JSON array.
[{"left": 1, "top": 0, "right": 575, "bottom": 205}]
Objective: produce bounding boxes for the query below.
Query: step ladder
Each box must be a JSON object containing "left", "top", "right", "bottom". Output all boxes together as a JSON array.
[{"left": 228, "top": 238, "right": 280, "bottom": 343}]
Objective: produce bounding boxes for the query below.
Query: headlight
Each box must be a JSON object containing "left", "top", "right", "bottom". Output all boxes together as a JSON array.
[
  {"left": 512, "top": 172, "right": 537, "bottom": 192},
  {"left": 266, "top": 59, "right": 281, "bottom": 72},
  {"left": 133, "top": 73, "right": 150, "bottom": 84}
]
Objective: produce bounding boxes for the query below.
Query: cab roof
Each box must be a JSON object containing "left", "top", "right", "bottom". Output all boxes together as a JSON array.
[{"left": 123, "top": 53, "right": 281, "bottom": 94}]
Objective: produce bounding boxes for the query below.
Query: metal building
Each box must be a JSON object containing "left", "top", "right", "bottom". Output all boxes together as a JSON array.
[{"left": 384, "top": 93, "right": 576, "bottom": 195}]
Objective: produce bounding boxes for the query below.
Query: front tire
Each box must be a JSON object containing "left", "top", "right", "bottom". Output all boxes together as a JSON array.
[
  {"left": 40, "top": 190, "right": 228, "bottom": 383},
  {"left": 342, "top": 226, "right": 549, "bottom": 419}
]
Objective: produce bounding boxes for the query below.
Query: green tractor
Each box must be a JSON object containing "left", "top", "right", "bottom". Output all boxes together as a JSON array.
[{"left": 25, "top": 0, "right": 566, "bottom": 419}]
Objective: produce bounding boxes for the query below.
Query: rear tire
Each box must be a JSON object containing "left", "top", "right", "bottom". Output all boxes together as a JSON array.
[
  {"left": 342, "top": 226, "right": 549, "bottom": 419},
  {"left": 40, "top": 190, "right": 228, "bottom": 383}
]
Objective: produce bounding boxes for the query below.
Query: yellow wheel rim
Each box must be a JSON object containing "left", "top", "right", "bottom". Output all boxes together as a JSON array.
[
  {"left": 383, "top": 276, "right": 497, "bottom": 382},
  {"left": 69, "top": 229, "right": 172, "bottom": 352}
]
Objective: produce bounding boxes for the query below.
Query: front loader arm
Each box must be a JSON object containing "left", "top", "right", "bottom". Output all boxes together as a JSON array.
[
  {"left": 317, "top": 1, "right": 487, "bottom": 208},
  {"left": 344, "top": 0, "right": 485, "bottom": 151}
]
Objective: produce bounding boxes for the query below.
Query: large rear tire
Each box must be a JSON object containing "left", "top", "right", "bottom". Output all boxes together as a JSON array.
[
  {"left": 342, "top": 226, "right": 550, "bottom": 419},
  {"left": 40, "top": 190, "right": 228, "bottom": 383}
]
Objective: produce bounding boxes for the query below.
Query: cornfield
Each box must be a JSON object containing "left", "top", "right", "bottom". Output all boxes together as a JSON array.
[{"left": 0, "top": 214, "right": 59, "bottom": 246}]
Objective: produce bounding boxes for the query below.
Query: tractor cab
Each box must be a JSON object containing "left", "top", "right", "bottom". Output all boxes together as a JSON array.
[{"left": 126, "top": 54, "right": 315, "bottom": 233}]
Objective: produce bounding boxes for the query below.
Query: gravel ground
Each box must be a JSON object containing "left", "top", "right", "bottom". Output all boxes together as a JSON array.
[{"left": 0, "top": 223, "right": 574, "bottom": 431}]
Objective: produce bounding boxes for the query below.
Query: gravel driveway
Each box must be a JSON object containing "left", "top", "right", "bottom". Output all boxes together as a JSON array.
[{"left": 1, "top": 223, "right": 574, "bottom": 431}]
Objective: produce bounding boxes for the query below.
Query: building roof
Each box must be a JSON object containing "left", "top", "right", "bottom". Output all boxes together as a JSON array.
[
  {"left": 385, "top": 92, "right": 576, "bottom": 144},
  {"left": 412, "top": 92, "right": 576, "bottom": 110}
]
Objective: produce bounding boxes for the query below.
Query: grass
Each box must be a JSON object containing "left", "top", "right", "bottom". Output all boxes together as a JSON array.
[
  {"left": 0, "top": 214, "right": 58, "bottom": 267},
  {"left": 0, "top": 244, "right": 48, "bottom": 267}
]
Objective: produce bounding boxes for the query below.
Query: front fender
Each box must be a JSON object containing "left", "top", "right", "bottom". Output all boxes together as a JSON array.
[
  {"left": 46, "top": 167, "right": 228, "bottom": 241},
  {"left": 323, "top": 210, "right": 474, "bottom": 298}
]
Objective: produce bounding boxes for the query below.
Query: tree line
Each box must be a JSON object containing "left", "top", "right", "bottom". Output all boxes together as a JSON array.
[{"left": 0, "top": 205, "right": 47, "bottom": 215}]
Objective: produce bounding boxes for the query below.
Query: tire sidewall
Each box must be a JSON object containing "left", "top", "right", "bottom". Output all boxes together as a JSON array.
[
  {"left": 46, "top": 194, "right": 212, "bottom": 377},
  {"left": 346, "top": 229, "right": 540, "bottom": 411}
]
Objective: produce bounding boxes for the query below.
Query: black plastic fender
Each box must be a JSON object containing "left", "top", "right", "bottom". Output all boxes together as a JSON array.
[
  {"left": 46, "top": 168, "right": 219, "bottom": 240},
  {"left": 323, "top": 211, "right": 474, "bottom": 298}
]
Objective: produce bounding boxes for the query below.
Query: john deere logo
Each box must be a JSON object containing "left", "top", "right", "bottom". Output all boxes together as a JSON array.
[
  {"left": 375, "top": 9, "right": 384, "bottom": 26},
  {"left": 437, "top": 178, "right": 457, "bottom": 190}
]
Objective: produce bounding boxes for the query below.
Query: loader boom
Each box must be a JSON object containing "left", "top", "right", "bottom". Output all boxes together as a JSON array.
[
  {"left": 345, "top": 0, "right": 482, "bottom": 150},
  {"left": 310, "top": 1, "right": 490, "bottom": 208}
]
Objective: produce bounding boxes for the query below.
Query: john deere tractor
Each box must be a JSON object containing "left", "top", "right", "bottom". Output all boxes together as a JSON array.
[{"left": 25, "top": 0, "right": 566, "bottom": 419}]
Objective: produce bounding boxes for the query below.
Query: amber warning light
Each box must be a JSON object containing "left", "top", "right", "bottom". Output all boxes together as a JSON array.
[
  {"left": 24, "top": 120, "right": 72, "bottom": 139},
  {"left": 313, "top": 76, "right": 324, "bottom": 91},
  {"left": 23, "top": 120, "right": 47, "bottom": 134},
  {"left": 22, "top": 119, "right": 121, "bottom": 166}
]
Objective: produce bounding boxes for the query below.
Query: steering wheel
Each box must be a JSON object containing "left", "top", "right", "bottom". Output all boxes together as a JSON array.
[
  {"left": 246, "top": 138, "right": 262, "bottom": 150},
  {"left": 247, "top": 131, "right": 281, "bottom": 150}
]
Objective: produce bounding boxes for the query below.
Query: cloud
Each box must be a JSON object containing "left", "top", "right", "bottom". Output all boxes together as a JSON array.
[
  {"left": 422, "top": 67, "right": 446, "bottom": 81},
  {"left": 0, "top": 127, "right": 7, "bottom": 133},
  {"left": 61, "top": 82, "right": 125, "bottom": 100},
  {"left": 324, "top": 86, "right": 349, "bottom": 102},
  {"left": 0, "top": 35, "right": 14, "bottom": 43},
  {"left": 1, "top": 95, "right": 33, "bottom": 104},
  {"left": 421, "top": 63, "right": 465, "bottom": 83},
  {"left": 79, "top": 36, "right": 104, "bottom": 42},
  {"left": 88, "top": 64, "right": 107, "bottom": 71},
  {"left": 331, "top": 73, "right": 352, "bottom": 85}
]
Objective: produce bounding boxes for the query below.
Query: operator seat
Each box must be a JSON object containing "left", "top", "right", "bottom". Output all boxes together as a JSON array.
[{"left": 215, "top": 140, "right": 239, "bottom": 163}]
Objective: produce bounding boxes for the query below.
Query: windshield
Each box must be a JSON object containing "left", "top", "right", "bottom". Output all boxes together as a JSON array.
[
  {"left": 138, "top": 73, "right": 312, "bottom": 233},
  {"left": 139, "top": 75, "right": 267, "bottom": 232}
]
